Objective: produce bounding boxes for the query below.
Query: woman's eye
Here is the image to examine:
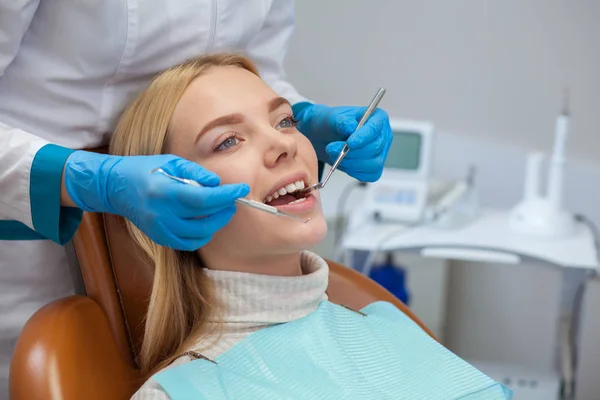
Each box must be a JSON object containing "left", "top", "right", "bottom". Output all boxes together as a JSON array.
[
  {"left": 277, "top": 116, "right": 298, "bottom": 130},
  {"left": 215, "top": 135, "right": 240, "bottom": 151}
]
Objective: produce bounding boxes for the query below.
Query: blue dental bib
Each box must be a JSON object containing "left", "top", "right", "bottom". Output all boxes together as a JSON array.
[{"left": 155, "top": 301, "right": 512, "bottom": 399}]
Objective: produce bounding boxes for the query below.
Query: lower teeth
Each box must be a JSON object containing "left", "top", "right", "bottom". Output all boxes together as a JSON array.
[{"left": 288, "top": 197, "right": 307, "bottom": 205}]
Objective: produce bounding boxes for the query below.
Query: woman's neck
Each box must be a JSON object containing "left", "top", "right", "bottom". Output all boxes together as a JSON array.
[
  {"left": 201, "top": 251, "right": 304, "bottom": 277},
  {"left": 182, "top": 250, "right": 329, "bottom": 360}
]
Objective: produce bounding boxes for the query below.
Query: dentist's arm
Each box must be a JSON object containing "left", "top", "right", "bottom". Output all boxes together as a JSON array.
[
  {"left": 244, "top": 0, "right": 308, "bottom": 106},
  {"left": 0, "top": 0, "right": 82, "bottom": 242}
]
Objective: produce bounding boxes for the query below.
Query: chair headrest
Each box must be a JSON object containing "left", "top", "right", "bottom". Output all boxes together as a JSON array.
[{"left": 104, "top": 214, "right": 154, "bottom": 362}]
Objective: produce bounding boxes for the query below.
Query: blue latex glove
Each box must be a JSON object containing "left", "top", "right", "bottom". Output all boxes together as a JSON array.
[
  {"left": 293, "top": 103, "right": 393, "bottom": 182},
  {"left": 64, "top": 151, "right": 250, "bottom": 251}
]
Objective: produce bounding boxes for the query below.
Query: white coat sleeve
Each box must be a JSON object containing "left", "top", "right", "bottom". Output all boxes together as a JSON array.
[
  {"left": 0, "top": 1, "right": 83, "bottom": 244},
  {"left": 244, "top": 0, "right": 310, "bottom": 106}
]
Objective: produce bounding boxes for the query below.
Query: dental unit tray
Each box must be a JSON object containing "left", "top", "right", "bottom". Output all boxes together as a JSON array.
[{"left": 151, "top": 168, "right": 309, "bottom": 223}]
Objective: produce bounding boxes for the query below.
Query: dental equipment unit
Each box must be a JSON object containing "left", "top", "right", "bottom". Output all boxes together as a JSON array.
[
  {"left": 151, "top": 168, "right": 310, "bottom": 223},
  {"left": 362, "top": 118, "right": 436, "bottom": 223},
  {"left": 509, "top": 90, "right": 575, "bottom": 239},
  {"left": 299, "top": 87, "right": 387, "bottom": 196}
]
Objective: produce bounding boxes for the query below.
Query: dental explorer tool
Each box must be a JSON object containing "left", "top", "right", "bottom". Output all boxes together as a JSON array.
[
  {"left": 299, "top": 87, "right": 386, "bottom": 196},
  {"left": 151, "top": 168, "right": 310, "bottom": 223}
]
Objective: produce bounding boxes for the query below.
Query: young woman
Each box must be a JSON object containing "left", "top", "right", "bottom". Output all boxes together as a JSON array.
[{"left": 109, "top": 54, "right": 512, "bottom": 400}]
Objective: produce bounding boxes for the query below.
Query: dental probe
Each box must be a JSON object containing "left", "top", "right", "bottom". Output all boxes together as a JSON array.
[
  {"left": 151, "top": 168, "right": 310, "bottom": 223},
  {"left": 299, "top": 87, "right": 387, "bottom": 195}
]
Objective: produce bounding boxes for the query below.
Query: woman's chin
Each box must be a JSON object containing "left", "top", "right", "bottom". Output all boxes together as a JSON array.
[
  {"left": 224, "top": 205, "right": 328, "bottom": 255},
  {"left": 284, "top": 213, "right": 328, "bottom": 249}
]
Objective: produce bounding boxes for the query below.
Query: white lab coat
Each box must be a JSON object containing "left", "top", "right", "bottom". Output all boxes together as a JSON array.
[{"left": 0, "top": 0, "right": 306, "bottom": 396}]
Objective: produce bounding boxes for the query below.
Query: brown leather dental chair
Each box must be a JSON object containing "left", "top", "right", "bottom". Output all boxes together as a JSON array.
[{"left": 10, "top": 208, "right": 436, "bottom": 400}]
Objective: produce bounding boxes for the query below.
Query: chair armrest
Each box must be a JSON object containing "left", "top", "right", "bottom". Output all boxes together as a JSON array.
[{"left": 10, "top": 296, "right": 141, "bottom": 400}]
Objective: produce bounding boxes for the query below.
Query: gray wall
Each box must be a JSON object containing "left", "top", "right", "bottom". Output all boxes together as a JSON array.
[{"left": 285, "top": 0, "right": 600, "bottom": 165}]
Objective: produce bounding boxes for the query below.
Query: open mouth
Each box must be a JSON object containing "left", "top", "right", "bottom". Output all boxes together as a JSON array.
[{"left": 263, "top": 179, "right": 310, "bottom": 207}]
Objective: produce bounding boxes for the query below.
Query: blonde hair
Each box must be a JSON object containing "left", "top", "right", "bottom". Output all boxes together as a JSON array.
[{"left": 109, "top": 54, "right": 259, "bottom": 377}]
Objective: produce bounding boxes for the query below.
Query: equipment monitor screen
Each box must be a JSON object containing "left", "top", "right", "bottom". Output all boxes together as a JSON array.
[{"left": 384, "top": 131, "right": 422, "bottom": 170}]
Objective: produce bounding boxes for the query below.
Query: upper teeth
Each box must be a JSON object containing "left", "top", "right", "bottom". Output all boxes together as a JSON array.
[{"left": 264, "top": 180, "right": 306, "bottom": 203}]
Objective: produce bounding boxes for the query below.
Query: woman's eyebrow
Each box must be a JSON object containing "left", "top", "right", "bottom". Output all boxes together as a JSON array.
[
  {"left": 194, "top": 98, "right": 290, "bottom": 144},
  {"left": 194, "top": 114, "right": 244, "bottom": 144},
  {"left": 268, "top": 97, "right": 291, "bottom": 113}
]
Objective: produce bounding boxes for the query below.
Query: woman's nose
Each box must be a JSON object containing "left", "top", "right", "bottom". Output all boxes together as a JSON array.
[{"left": 263, "top": 127, "right": 298, "bottom": 167}]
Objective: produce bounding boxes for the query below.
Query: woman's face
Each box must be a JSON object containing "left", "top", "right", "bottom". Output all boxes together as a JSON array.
[{"left": 168, "top": 66, "right": 327, "bottom": 266}]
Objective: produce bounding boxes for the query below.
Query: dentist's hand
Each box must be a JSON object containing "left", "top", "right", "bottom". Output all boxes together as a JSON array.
[
  {"left": 63, "top": 151, "right": 249, "bottom": 250},
  {"left": 293, "top": 103, "right": 393, "bottom": 182}
]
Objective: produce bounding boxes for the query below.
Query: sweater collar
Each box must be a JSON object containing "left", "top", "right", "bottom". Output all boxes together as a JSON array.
[{"left": 204, "top": 250, "right": 328, "bottom": 326}]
